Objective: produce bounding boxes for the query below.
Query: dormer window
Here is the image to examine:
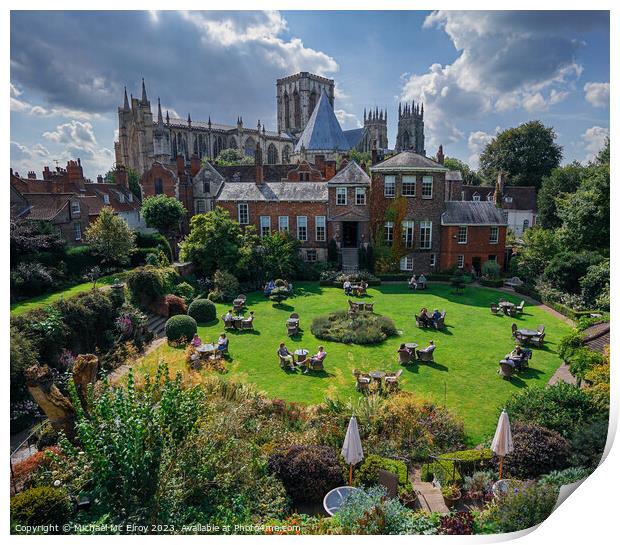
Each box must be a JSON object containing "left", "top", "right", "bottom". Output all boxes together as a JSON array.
[
  {"left": 128, "top": 193, "right": 133, "bottom": 203},
  {"left": 119, "top": 194, "right": 125, "bottom": 203},
  {"left": 472, "top": 193, "right": 480, "bottom": 202},
  {"left": 504, "top": 195, "right": 513, "bottom": 204},
  {"left": 71, "top": 201, "right": 80, "bottom": 214},
  {"left": 487, "top": 193, "right": 494, "bottom": 202}
]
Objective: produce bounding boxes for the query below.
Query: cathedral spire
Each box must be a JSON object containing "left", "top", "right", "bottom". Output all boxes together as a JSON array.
[
  {"left": 398, "top": 102, "right": 402, "bottom": 119},
  {"left": 141, "top": 78, "right": 148, "bottom": 103},
  {"left": 421, "top": 103, "right": 424, "bottom": 118},
  {"left": 363, "top": 108, "right": 366, "bottom": 123},
  {"left": 123, "top": 86, "right": 129, "bottom": 110},
  {"left": 166, "top": 110, "right": 170, "bottom": 125},
  {"left": 157, "top": 97, "right": 163, "bottom": 124},
  {"left": 187, "top": 113, "right": 192, "bottom": 128},
  {"left": 208, "top": 116, "right": 211, "bottom": 129}
]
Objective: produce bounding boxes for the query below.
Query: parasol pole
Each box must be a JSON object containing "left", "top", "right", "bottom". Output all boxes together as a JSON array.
[
  {"left": 499, "top": 456, "right": 504, "bottom": 480},
  {"left": 349, "top": 464, "right": 353, "bottom": 486}
]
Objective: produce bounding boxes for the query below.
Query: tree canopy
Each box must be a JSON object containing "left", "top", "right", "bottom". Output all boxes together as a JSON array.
[
  {"left": 479, "top": 121, "right": 562, "bottom": 189},
  {"left": 104, "top": 166, "right": 141, "bottom": 200},
  {"left": 141, "top": 195, "right": 187, "bottom": 236},
  {"left": 443, "top": 157, "right": 486, "bottom": 186},
  {"left": 85, "top": 207, "right": 136, "bottom": 266},
  {"left": 210, "top": 148, "right": 254, "bottom": 166},
  {"left": 537, "top": 163, "right": 586, "bottom": 229}
]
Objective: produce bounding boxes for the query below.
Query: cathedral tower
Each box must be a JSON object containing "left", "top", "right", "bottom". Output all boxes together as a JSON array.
[
  {"left": 276, "top": 72, "right": 335, "bottom": 135},
  {"left": 363, "top": 107, "right": 388, "bottom": 150},
  {"left": 396, "top": 100, "right": 425, "bottom": 155}
]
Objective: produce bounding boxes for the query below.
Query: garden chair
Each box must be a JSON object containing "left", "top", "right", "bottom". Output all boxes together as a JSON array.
[
  {"left": 237, "top": 294, "right": 247, "bottom": 302},
  {"left": 490, "top": 303, "right": 500, "bottom": 315},
  {"left": 307, "top": 353, "right": 326, "bottom": 372},
  {"left": 417, "top": 347, "right": 436, "bottom": 363},
  {"left": 537, "top": 324, "right": 545, "bottom": 334},
  {"left": 278, "top": 353, "right": 293, "bottom": 370},
  {"left": 398, "top": 349, "right": 413, "bottom": 365},
  {"left": 287, "top": 322, "right": 298, "bottom": 336},
  {"left": 385, "top": 369, "right": 403, "bottom": 392},
  {"left": 515, "top": 300, "right": 525, "bottom": 314},
  {"left": 241, "top": 319, "right": 254, "bottom": 331},
  {"left": 290, "top": 312, "right": 300, "bottom": 321},
  {"left": 498, "top": 361, "right": 515, "bottom": 379},
  {"left": 222, "top": 316, "right": 234, "bottom": 329},
  {"left": 507, "top": 306, "right": 517, "bottom": 318},
  {"left": 530, "top": 332, "right": 545, "bottom": 347},
  {"left": 415, "top": 315, "right": 425, "bottom": 328},
  {"left": 348, "top": 300, "right": 358, "bottom": 313},
  {"left": 511, "top": 323, "right": 518, "bottom": 339}
]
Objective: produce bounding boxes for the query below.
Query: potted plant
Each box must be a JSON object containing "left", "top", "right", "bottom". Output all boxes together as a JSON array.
[{"left": 441, "top": 484, "right": 462, "bottom": 508}]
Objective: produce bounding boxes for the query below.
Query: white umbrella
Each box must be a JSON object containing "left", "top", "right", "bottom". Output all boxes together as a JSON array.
[
  {"left": 341, "top": 416, "right": 364, "bottom": 485},
  {"left": 491, "top": 409, "right": 514, "bottom": 479}
]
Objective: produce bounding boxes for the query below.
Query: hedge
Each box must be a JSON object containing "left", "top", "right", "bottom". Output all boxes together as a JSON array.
[
  {"left": 63, "top": 245, "right": 101, "bottom": 275},
  {"left": 542, "top": 299, "right": 599, "bottom": 321},
  {"left": 354, "top": 454, "right": 413, "bottom": 493},
  {"left": 438, "top": 448, "right": 493, "bottom": 475},
  {"left": 479, "top": 278, "right": 504, "bottom": 288},
  {"left": 10, "top": 486, "right": 72, "bottom": 527},
  {"left": 130, "top": 247, "right": 160, "bottom": 267},
  {"left": 421, "top": 460, "right": 462, "bottom": 485},
  {"left": 135, "top": 231, "right": 172, "bottom": 258}
]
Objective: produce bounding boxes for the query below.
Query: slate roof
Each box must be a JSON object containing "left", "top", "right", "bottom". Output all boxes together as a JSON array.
[
  {"left": 217, "top": 182, "right": 327, "bottom": 202},
  {"left": 214, "top": 164, "right": 294, "bottom": 183},
  {"left": 294, "top": 89, "right": 350, "bottom": 153},
  {"left": 327, "top": 160, "right": 370, "bottom": 186},
  {"left": 20, "top": 193, "right": 73, "bottom": 220},
  {"left": 167, "top": 118, "right": 292, "bottom": 140},
  {"left": 372, "top": 151, "right": 448, "bottom": 171},
  {"left": 446, "top": 170, "right": 463, "bottom": 181},
  {"left": 582, "top": 323, "right": 610, "bottom": 354},
  {"left": 343, "top": 127, "right": 367, "bottom": 149},
  {"left": 441, "top": 201, "right": 507, "bottom": 225},
  {"left": 461, "top": 185, "right": 537, "bottom": 211}
]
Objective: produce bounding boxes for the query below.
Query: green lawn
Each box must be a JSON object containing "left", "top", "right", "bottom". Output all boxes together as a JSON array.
[
  {"left": 10, "top": 272, "right": 128, "bottom": 317},
  {"left": 134, "top": 282, "right": 572, "bottom": 445}
]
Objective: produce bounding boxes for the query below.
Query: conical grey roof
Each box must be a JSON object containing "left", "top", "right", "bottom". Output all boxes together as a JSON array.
[{"left": 294, "top": 89, "right": 350, "bottom": 153}]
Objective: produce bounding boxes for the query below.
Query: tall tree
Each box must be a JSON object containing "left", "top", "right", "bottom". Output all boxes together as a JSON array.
[
  {"left": 537, "top": 162, "right": 586, "bottom": 229},
  {"left": 479, "top": 121, "right": 562, "bottom": 189},
  {"left": 179, "top": 206, "right": 249, "bottom": 276},
  {"left": 85, "top": 207, "right": 136, "bottom": 266},
  {"left": 104, "top": 167, "right": 141, "bottom": 200},
  {"left": 443, "top": 157, "right": 486, "bottom": 186},
  {"left": 141, "top": 195, "right": 187, "bottom": 259}
]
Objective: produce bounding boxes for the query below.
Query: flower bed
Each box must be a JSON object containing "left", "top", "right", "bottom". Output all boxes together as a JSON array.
[{"left": 310, "top": 310, "right": 397, "bottom": 345}]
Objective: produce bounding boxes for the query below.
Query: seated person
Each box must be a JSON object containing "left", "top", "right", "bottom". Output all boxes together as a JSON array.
[
  {"left": 278, "top": 342, "right": 295, "bottom": 371},
  {"left": 397, "top": 343, "right": 413, "bottom": 363},
  {"left": 191, "top": 333, "right": 202, "bottom": 347},
  {"left": 408, "top": 275, "right": 417, "bottom": 290},
  {"left": 243, "top": 311, "right": 255, "bottom": 324},
  {"left": 343, "top": 279, "right": 352, "bottom": 296},
  {"left": 264, "top": 280, "right": 275, "bottom": 296},
  {"left": 431, "top": 309, "right": 441, "bottom": 324},
  {"left": 419, "top": 308, "right": 431, "bottom": 326},
  {"left": 418, "top": 273, "right": 427, "bottom": 289},
  {"left": 418, "top": 340, "right": 436, "bottom": 355},
  {"left": 306, "top": 346, "right": 327, "bottom": 373},
  {"left": 357, "top": 280, "right": 368, "bottom": 295},
  {"left": 508, "top": 345, "right": 526, "bottom": 370},
  {"left": 217, "top": 333, "right": 228, "bottom": 352},
  {"left": 224, "top": 309, "right": 234, "bottom": 322}
]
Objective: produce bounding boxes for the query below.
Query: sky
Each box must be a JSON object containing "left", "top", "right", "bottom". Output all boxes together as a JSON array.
[{"left": 10, "top": 10, "right": 610, "bottom": 180}]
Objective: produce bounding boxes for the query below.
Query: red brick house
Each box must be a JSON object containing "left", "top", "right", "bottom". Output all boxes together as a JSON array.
[{"left": 440, "top": 201, "right": 507, "bottom": 273}]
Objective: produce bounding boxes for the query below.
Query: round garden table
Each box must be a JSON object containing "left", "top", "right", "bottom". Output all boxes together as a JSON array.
[
  {"left": 197, "top": 344, "right": 216, "bottom": 358},
  {"left": 405, "top": 342, "right": 418, "bottom": 351},
  {"left": 294, "top": 349, "right": 309, "bottom": 363},
  {"left": 323, "top": 486, "right": 360, "bottom": 516},
  {"left": 517, "top": 329, "right": 539, "bottom": 338},
  {"left": 369, "top": 371, "right": 385, "bottom": 384},
  {"left": 498, "top": 301, "right": 515, "bottom": 309}
]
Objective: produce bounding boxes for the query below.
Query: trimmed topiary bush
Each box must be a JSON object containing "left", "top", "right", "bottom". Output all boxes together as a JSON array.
[
  {"left": 268, "top": 445, "right": 344, "bottom": 503},
  {"left": 354, "top": 454, "right": 413, "bottom": 493},
  {"left": 10, "top": 486, "right": 72, "bottom": 527},
  {"left": 188, "top": 298, "right": 216, "bottom": 323},
  {"left": 311, "top": 311, "right": 397, "bottom": 345},
  {"left": 438, "top": 448, "right": 493, "bottom": 476},
  {"left": 499, "top": 423, "right": 571, "bottom": 479},
  {"left": 421, "top": 460, "right": 462, "bottom": 485},
  {"left": 165, "top": 314, "right": 197, "bottom": 343}
]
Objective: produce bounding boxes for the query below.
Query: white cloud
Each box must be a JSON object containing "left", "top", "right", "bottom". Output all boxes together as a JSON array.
[
  {"left": 10, "top": 83, "right": 98, "bottom": 120},
  {"left": 581, "top": 126, "right": 609, "bottom": 162},
  {"left": 335, "top": 109, "right": 361, "bottom": 130},
  {"left": 401, "top": 11, "right": 594, "bottom": 146},
  {"left": 584, "top": 82, "right": 610, "bottom": 108},
  {"left": 43, "top": 120, "right": 98, "bottom": 147},
  {"left": 467, "top": 130, "right": 496, "bottom": 169}
]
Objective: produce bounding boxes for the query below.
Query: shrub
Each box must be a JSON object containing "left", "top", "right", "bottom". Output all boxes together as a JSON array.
[
  {"left": 580, "top": 259, "right": 609, "bottom": 309},
  {"left": 188, "top": 298, "right": 216, "bottom": 323},
  {"left": 557, "top": 329, "right": 584, "bottom": 360},
  {"left": 269, "top": 286, "right": 290, "bottom": 305},
  {"left": 268, "top": 445, "right": 344, "bottom": 503},
  {"left": 481, "top": 260, "right": 501, "bottom": 280},
  {"left": 63, "top": 245, "right": 101, "bottom": 275},
  {"left": 462, "top": 470, "right": 495, "bottom": 501},
  {"left": 11, "top": 262, "right": 55, "bottom": 296},
  {"left": 165, "top": 314, "right": 197, "bottom": 343},
  {"left": 334, "top": 486, "right": 430, "bottom": 535},
  {"left": 173, "top": 281, "right": 195, "bottom": 303},
  {"left": 505, "top": 383, "right": 601, "bottom": 437},
  {"left": 567, "top": 347, "right": 604, "bottom": 381},
  {"left": 354, "top": 455, "right": 412, "bottom": 493},
  {"left": 439, "top": 511, "right": 475, "bottom": 535},
  {"left": 543, "top": 251, "right": 603, "bottom": 294},
  {"left": 208, "top": 270, "right": 239, "bottom": 303},
  {"left": 311, "top": 311, "right": 397, "bottom": 345},
  {"left": 135, "top": 231, "right": 172, "bottom": 259},
  {"left": 126, "top": 266, "right": 168, "bottom": 307},
  {"left": 538, "top": 467, "right": 591, "bottom": 489},
  {"left": 479, "top": 482, "right": 558, "bottom": 533},
  {"left": 10, "top": 486, "right": 72, "bottom": 528},
  {"left": 164, "top": 294, "right": 187, "bottom": 317},
  {"left": 568, "top": 417, "right": 608, "bottom": 470},
  {"left": 500, "top": 423, "right": 571, "bottom": 479}
]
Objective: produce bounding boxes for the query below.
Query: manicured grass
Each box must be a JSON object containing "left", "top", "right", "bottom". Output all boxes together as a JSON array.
[
  {"left": 10, "top": 272, "right": 129, "bottom": 316},
  {"left": 132, "top": 282, "right": 572, "bottom": 445}
]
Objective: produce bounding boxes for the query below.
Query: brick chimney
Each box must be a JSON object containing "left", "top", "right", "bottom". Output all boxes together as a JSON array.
[
  {"left": 97, "top": 174, "right": 104, "bottom": 184},
  {"left": 27, "top": 171, "right": 36, "bottom": 180},
  {"left": 371, "top": 148, "right": 378, "bottom": 166},
  {"left": 324, "top": 159, "right": 336, "bottom": 180},
  {"left": 190, "top": 154, "right": 201, "bottom": 176},
  {"left": 437, "top": 145, "right": 445, "bottom": 165},
  {"left": 42, "top": 166, "right": 51, "bottom": 180},
  {"left": 66, "top": 159, "right": 83, "bottom": 182},
  {"left": 314, "top": 154, "right": 326, "bottom": 177},
  {"left": 494, "top": 171, "right": 505, "bottom": 207},
  {"left": 176, "top": 155, "right": 185, "bottom": 176},
  {"left": 116, "top": 165, "right": 129, "bottom": 189},
  {"left": 255, "top": 142, "right": 264, "bottom": 184}
]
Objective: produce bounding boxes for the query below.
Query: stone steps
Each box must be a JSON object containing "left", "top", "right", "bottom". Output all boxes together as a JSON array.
[
  {"left": 341, "top": 248, "right": 359, "bottom": 273},
  {"left": 410, "top": 468, "right": 450, "bottom": 514},
  {"left": 146, "top": 313, "right": 167, "bottom": 338}
]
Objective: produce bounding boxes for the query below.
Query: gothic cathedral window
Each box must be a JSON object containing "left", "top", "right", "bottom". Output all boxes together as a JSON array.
[
  {"left": 267, "top": 144, "right": 278, "bottom": 165},
  {"left": 284, "top": 92, "right": 290, "bottom": 130},
  {"left": 294, "top": 91, "right": 301, "bottom": 128}
]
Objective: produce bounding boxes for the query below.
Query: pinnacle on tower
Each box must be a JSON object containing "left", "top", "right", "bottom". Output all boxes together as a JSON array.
[
  {"left": 141, "top": 78, "right": 148, "bottom": 103},
  {"left": 240, "top": 116, "right": 243, "bottom": 125},
  {"left": 166, "top": 110, "right": 170, "bottom": 125},
  {"left": 157, "top": 97, "right": 163, "bottom": 124},
  {"left": 123, "top": 86, "right": 129, "bottom": 110},
  {"left": 208, "top": 116, "right": 211, "bottom": 128},
  {"left": 421, "top": 103, "right": 424, "bottom": 118},
  {"left": 363, "top": 108, "right": 366, "bottom": 122},
  {"left": 187, "top": 113, "right": 192, "bottom": 127},
  {"left": 398, "top": 102, "right": 402, "bottom": 119}
]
